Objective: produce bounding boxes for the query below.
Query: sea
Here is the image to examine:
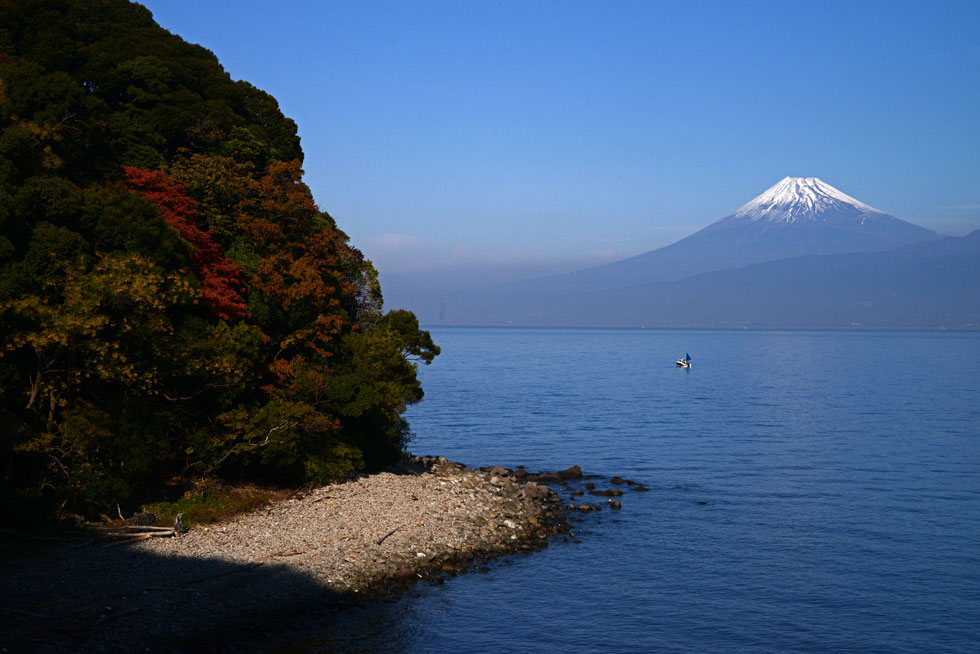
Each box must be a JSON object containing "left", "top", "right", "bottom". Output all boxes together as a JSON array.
[{"left": 269, "top": 327, "right": 980, "bottom": 653}]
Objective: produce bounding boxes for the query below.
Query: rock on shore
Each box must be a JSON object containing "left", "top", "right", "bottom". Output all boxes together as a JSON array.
[{"left": 0, "top": 456, "right": 579, "bottom": 652}]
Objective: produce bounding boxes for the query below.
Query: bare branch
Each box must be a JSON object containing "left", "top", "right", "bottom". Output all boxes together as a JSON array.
[
  {"left": 25, "top": 372, "right": 41, "bottom": 409},
  {"left": 188, "top": 420, "right": 297, "bottom": 475}
]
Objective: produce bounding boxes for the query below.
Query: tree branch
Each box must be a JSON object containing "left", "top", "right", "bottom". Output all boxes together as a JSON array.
[{"left": 186, "top": 420, "right": 297, "bottom": 475}]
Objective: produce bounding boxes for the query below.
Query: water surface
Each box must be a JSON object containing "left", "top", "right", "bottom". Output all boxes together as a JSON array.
[{"left": 271, "top": 328, "right": 980, "bottom": 653}]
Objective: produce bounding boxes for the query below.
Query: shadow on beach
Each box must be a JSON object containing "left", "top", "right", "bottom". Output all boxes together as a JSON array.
[
  {"left": 0, "top": 533, "right": 353, "bottom": 653},
  {"left": 1, "top": 458, "right": 586, "bottom": 652}
]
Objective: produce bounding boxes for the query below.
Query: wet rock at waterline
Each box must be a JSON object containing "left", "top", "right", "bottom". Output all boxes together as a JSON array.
[{"left": 589, "top": 489, "right": 624, "bottom": 497}]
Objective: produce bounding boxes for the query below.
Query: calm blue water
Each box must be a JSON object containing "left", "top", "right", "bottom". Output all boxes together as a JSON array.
[{"left": 272, "top": 328, "right": 980, "bottom": 653}]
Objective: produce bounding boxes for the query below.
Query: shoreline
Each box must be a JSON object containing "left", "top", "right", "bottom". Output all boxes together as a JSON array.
[{"left": 1, "top": 456, "right": 601, "bottom": 651}]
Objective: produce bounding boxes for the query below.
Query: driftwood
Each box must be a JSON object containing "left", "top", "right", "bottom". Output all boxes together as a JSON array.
[
  {"left": 98, "top": 525, "right": 176, "bottom": 547},
  {"left": 269, "top": 547, "right": 305, "bottom": 558},
  {"left": 376, "top": 526, "right": 403, "bottom": 546},
  {"left": 377, "top": 508, "right": 425, "bottom": 546}
]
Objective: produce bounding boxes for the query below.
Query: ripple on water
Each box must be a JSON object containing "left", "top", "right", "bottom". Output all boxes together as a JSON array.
[{"left": 266, "top": 329, "right": 980, "bottom": 653}]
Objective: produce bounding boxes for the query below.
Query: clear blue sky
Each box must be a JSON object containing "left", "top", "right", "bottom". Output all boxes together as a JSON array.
[{"left": 141, "top": 0, "right": 980, "bottom": 285}]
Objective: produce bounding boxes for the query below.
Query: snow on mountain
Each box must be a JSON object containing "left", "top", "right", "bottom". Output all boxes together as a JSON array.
[
  {"left": 390, "top": 176, "right": 942, "bottom": 325},
  {"left": 536, "top": 176, "right": 935, "bottom": 290},
  {"left": 727, "top": 177, "right": 879, "bottom": 223}
]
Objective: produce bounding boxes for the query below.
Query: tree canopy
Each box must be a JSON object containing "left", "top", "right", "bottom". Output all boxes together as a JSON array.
[{"left": 0, "top": 0, "right": 438, "bottom": 520}]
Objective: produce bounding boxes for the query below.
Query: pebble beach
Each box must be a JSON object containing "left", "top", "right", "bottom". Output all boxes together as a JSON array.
[{"left": 0, "top": 456, "right": 588, "bottom": 652}]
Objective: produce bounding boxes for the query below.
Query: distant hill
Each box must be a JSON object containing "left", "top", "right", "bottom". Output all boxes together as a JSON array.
[
  {"left": 401, "top": 178, "right": 954, "bottom": 327},
  {"left": 529, "top": 177, "right": 939, "bottom": 296},
  {"left": 502, "top": 229, "right": 980, "bottom": 329}
]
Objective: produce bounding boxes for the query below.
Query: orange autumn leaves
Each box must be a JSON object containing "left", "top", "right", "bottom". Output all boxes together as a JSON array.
[
  {"left": 122, "top": 166, "right": 250, "bottom": 321},
  {"left": 125, "top": 157, "right": 359, "bottom": 363},
  {"left": 1, "top": 0, "right": 438, "bottom": 518},
  {"left": 122, "top": 157, "right": 369, "bottom": 414}
]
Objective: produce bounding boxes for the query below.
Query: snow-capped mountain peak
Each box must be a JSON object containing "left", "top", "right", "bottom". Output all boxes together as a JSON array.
[{"left": 731, "top": 177, "right": 881, "bottom": 223}]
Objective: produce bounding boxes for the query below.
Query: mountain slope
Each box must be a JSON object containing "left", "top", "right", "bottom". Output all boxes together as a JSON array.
[
  {"left": 530, "top": 177, "right": 938, "bottom": 295},
  {"left": 401, "top": 177, "right": 941, "bottom": 325},
  {"left": 460, "top": 230, "right": 980, "bottom": 328},
  {"left": 610, "top": 228, "right": 980, "bottom": 328}
]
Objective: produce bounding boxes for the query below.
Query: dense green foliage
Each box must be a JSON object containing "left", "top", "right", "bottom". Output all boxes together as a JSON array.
[{"left": 0, "top": 0, "right": 438, "bottom": 520}]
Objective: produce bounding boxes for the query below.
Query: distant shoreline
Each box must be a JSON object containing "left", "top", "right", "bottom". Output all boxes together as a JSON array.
[{"left": 417, "top": 324, "right": 980, "bottom": 332}]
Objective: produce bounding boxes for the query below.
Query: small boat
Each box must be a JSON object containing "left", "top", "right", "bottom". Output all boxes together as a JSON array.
[{"left": 676, "top": 353, "right": 691, "bottom": 368}]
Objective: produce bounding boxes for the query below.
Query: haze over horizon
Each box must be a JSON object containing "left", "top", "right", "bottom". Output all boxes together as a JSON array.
[{"left": 140, "top": 0, "right": 980, "bottom": 289}]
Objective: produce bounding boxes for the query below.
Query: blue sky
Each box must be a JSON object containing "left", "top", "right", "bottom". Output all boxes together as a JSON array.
[{"left": 141, "top": 0, "right": 980, "bottom": 285}]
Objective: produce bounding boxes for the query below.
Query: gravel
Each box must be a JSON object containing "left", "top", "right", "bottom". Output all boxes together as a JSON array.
[{"left": 0, "top": 456, "right": 576, "bottom": 652}]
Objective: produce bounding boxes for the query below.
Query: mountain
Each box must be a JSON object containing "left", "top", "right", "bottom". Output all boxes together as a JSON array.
[
  {"left": 500, "top": 229, "right": 980, "bottom": 328},
  {"left": 401, "top": 177, "right": 942, "bottom": 325},
  {"left": 519, "top": 177, "right": 939, "bottom": 296}
]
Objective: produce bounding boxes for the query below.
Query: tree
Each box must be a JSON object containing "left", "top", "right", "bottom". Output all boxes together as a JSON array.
[
  {"left": 0, "top": 0, "right": 438, "bottom": 520},
  {"left": 122, "top": 166, "right": 249, "bottom": 321}
]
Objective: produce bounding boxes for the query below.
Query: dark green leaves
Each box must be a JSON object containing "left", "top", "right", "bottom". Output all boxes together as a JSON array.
[{"left": 0, "top": 0, "right": 438, "bottom": 521}]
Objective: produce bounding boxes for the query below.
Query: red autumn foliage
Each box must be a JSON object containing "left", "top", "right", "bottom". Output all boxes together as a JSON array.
[{"left": 122, "top": 166, "right": 250, "bottom": 320}]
